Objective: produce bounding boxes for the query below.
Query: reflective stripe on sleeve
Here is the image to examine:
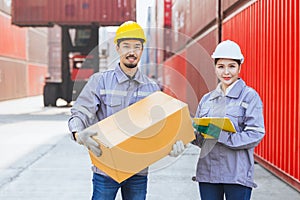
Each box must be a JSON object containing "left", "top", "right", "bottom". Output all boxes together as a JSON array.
[
  {"left": 244, "top": 126, "right": 265, "bottom": 132},
  {"left": 72, "top": 104, "right": 95, "bottom": 119}
]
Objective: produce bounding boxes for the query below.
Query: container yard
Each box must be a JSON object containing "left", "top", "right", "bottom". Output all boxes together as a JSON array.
[{"left": 0, "top": 0, "right": 299, "bottom": 197}]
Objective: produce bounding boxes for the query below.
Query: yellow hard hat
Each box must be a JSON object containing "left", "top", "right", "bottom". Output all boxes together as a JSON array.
[{"left": 114, "top": 21, "right": 146, "bottom": 44}]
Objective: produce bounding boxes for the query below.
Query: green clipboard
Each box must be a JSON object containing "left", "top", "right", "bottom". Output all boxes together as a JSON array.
[{"left": 193, "top": 117, "right": 236, "bottom": 133}]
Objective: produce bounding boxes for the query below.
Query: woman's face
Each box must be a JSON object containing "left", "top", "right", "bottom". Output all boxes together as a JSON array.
[{"left": 215, "top": 58, "right": 241, "bottom": 90}]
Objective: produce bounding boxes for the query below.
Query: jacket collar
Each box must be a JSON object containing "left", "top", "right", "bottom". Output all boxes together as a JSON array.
[
  {"left": 115, "top": 63, "right": 145, "bottom": 84},
  {"left": 209, "top": 79, "right": 246, "bottom": 100}
]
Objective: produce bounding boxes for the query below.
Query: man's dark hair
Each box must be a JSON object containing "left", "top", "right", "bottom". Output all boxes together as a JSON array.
[{"left": 117, "top": 38, "right": 145, "bottom": 47}]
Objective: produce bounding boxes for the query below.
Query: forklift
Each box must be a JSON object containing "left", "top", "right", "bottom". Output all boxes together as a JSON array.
[{"left": 43, "top": 25, "right": 99, "bottom": 106}]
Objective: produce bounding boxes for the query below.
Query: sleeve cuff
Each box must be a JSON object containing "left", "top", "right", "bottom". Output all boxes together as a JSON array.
[
  {"left": 68, "top": 117, "right": 85, "bottom": 133},
  {"left": 218, "top": 130, "right": 230, "bottom": 143}
]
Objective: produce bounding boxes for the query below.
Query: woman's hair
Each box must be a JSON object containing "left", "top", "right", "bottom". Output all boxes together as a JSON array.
[{"left": 214, "top": 58, "right": 241, "bottom": 66}]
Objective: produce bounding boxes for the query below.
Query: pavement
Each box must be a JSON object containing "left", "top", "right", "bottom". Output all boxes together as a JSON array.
[{"left": 0, "top": 96, "right": 299, "bottom": 200}]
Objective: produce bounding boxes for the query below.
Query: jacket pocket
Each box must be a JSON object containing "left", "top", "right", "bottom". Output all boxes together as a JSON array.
[
  {"left": 198, "top": 108, "right": 210, "bottom": 118},
  {"left": 102, "top": 95, "right": 123, "bottom": 114},
  {"left": 104, "top": 97, "right": 122, "bottom": 107},
  {"left": 226, "top": 106, "right": 245, "bottom": 130},
  {"left": 226, "top": 106, "right": 244, "bottom": 117}
]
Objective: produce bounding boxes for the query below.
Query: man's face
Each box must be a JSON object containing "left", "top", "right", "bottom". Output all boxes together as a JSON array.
[{"left": 117, "top": 40, "right": 143, "bottom": 68}]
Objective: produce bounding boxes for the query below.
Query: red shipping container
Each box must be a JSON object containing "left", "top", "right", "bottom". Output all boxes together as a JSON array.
[
  {"left": 11, "top": 0, "right": 136, "bottom": 26},
  {"left": 0, "top": 13, "right": 26, "bottom": 59},
  {"left": 27, "top": 64, "right": 47, "bottom": 96},
  {"left": 189, "top": 0, "right": 216, "bottom": 39},
  {"left": 164, "top": 0, "right": 172, "bottom": 27},
  {"left": 163, "top": 51, "right": 187, "bottom": 102},
  {"left": 222, "top": 0, "right": 300, "bottom": 192}
]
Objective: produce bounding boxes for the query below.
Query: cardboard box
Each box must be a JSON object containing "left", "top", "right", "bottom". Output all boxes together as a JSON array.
[{"left": 85, "top": 91, "right": 195, "bottom": 183}]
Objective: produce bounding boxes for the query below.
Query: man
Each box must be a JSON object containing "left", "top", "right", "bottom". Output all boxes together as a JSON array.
[{"left": 68, "top": 21, "right": 185, "bottom": 200}]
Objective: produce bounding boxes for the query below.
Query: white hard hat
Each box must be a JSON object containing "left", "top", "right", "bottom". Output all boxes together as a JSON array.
[{"left": 211, "top": 40, "right": 244, "bottom": 64}]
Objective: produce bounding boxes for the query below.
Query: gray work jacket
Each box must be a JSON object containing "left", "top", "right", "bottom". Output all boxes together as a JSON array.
[{"left": 194, "top": 79, "right": 265, "bottom": 188}]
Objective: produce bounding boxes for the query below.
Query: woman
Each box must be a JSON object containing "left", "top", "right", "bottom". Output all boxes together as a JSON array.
[{"left": 193, "top": 40, "right": 265, "bottom": 200}]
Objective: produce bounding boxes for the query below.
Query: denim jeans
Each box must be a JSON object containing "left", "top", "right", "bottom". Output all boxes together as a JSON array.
[
  {"left": 92, "top": 173, "right": 148, "bottom": 200},
  {"left": 198, "top": 182, "right": 252, "bottom": 200}
]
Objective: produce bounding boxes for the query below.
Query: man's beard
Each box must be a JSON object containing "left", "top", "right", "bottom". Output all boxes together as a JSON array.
[
  {"left": 124, "top": 63, "right": 137, "bottom": 68},
  {"left": 124, "top": 54, "right": 138, "bottom": 68}
]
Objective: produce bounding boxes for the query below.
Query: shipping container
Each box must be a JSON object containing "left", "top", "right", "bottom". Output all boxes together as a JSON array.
[
  {"left": 11, "top": 0, "right": 136, "bottom": 26},
  {"left": 222, "top": 0, "right": 300, "bottom": 191},
  {"left": 47, "top": 25, "right": 63, "bottom": 83},
  {"left": 1, "top": 7, "right": 48, "bottom": 101},
  {"left": 28, "top": 28, "right": 48, "bottom": 63},
  {"left": 0, "top": 12, "right": 26, "bottom": 59},
  {"left": 0, "top": 60, "right": 27, "bottom": 100},
  {"left": 163, "top": 51, "right": 187, "bottom": 102},
  {"left": 185, "top": 31, "right": 218, "bottom": 115},
  {"left": 27, "top": 64, "right": 47, "bottom": 96},
  {"left": 171, "top": 0, "right": 190, "bottom": 52},
  {"left": 189, "top": 0, "right": 217, "bottom": 39}
]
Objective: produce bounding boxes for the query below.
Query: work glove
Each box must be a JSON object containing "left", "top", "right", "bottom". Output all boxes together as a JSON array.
[
  {"left": 169, "top": 140, "right": 185, "bottom": 157},
  {"left": 191, "top": 131, "right": 206, "bottom": 148},
  {"left": 76, "top": 130, "right": 102, "bottom": 157},
  {"left": 193, "top": 123, "right": 221, "bottom": 139}
]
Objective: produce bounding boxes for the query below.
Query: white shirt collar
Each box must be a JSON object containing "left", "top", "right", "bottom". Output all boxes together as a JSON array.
[{"left": 217, "top": 79, "right": 240, "bottom": 95}]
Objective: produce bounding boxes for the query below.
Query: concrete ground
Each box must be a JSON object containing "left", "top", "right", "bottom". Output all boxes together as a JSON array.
[{"left": 0, "top": 96, "right": 299, "bottom": 200}]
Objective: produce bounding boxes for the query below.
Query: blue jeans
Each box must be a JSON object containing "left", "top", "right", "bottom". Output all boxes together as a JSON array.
[
  {"left": 198, "top": 182, "right": 252, "bottom": 200},
  {"left": 92, "top": 173, "right": 148, "bottom": 200}
]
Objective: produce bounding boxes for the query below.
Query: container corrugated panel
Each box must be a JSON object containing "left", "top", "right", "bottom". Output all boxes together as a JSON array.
[
  {"left": 48, "top": 44, "right": 62, "bottom": 83},
  {"left": 189, "top": 0, "right": 216, "bottom": 38},
  {"left": 155, "top": 0, "right": 169, "bottom": 64},
  {"left": 164, "top": 0, "right": 172, "bottom": 27},
  {"left": 163, "top": 28, "right": 173, "bottom": 60},
  {"left": 27, "top": 65, "right": 47, "bottom": 96},
  {"left": 48, "top": 25, "right": 62, "bottom": 43},
  {"left": 28, "top": 29, "right": 48, "bottom": 64},
  {"left": 222, "top": 0, "right": 240, "bottom": 11},
  {"left": 47, "top": 25, "right": 62, "bottom": 83},
  {"left": 163, "top": 51, "right": 187, "bottom": 102},
  {"left": 12, "top": 0, "right": 136, "bottom": 26},
  {"left": 0, "top": 60, "right": 27, "bottom": 100},
  {"left": 0, "top": 13, "right": 26, "bottom": 59},
  {"left": 222, "top": 0, "right": 300, "bottom": 191},
  {"left": 185, "top": 30, "right": 218, "bottom": 115},
  {"left": 171, "top": 0, "right": 190, "bottom": 52}
]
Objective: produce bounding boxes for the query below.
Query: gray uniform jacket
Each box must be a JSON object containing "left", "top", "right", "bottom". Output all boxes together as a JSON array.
[
  {"left": 68, "top": 64, "right": 160, "bottom": 175},
  {"left": 194, "top": 79, "right": 265, "bottom": 188}
]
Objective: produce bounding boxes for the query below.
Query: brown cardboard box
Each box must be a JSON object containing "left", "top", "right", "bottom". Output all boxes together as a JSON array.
[{"left": 85, "top": 91, "right": 195, "bottom": 183}]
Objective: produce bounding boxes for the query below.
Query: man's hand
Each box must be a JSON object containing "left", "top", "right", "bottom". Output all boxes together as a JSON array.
[
  {"left": 169, "top": 140, "right": 186, "bottom": 157},
  {"left": 75, "top": 130, "right": 102, "bottom": 157}
]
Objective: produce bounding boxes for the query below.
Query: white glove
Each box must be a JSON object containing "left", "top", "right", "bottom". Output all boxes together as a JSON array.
[
  {"left": 76, "top": 130, "right": 102, "bottom": 157},
  {"left": 169, "top": 140, "right": 185, "bottom": 157}
]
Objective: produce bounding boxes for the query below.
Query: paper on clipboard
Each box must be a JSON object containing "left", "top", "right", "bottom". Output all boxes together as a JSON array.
[{"left": 193, "top": 117, "right": 236, "bottom": 133}]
